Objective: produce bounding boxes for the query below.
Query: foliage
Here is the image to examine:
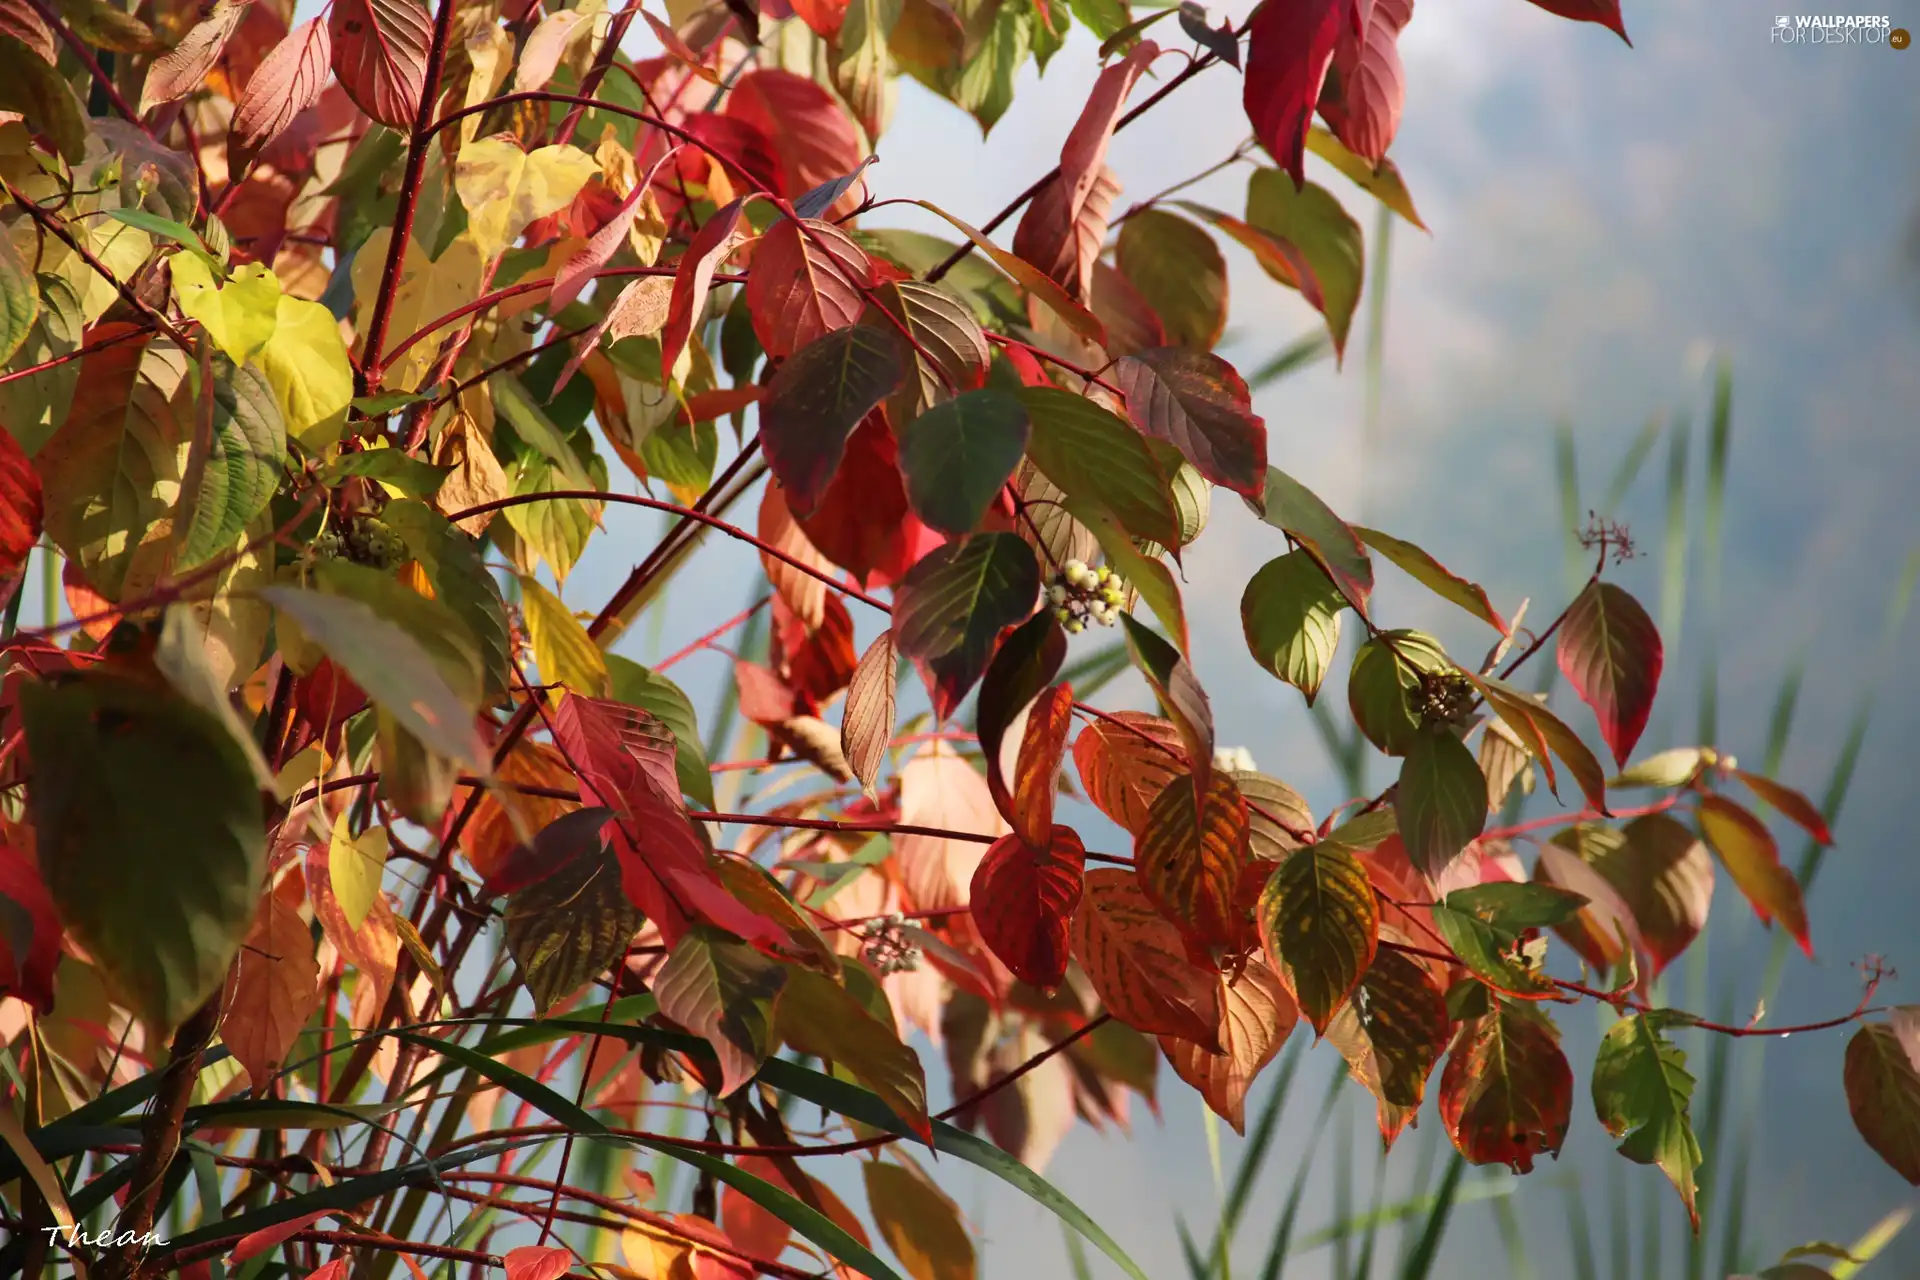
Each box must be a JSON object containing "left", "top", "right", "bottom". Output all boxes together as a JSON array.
[{"left": 0, "top": 0, "right": 1905, "bottom": 1276}]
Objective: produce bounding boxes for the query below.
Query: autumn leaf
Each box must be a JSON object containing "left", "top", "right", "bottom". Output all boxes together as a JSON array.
[
  {"left": 1136, "top": 770, "right": 1249, "bottom": 954},
  {"left": 0, "top": 422, "right": 42, "bottom": 582},
  {"left": 171, "top": 256, "right": 280, "bottom": 365},
  {"left": 971, "top": 826, "right": 1086, "bottom": 991},
  {"left": 229, "top": 17, "right": 330, "bottom": 163},
  {"left": 1353, "top": 526, "right": 1507, "bottom": 634},
  {"left": 1525, "top": 0, "right": 1631, "bottom": 44},
  {"left": 653, "top": 925, "right": 789, "bottom": 1097},
  {"left": 1258, "top": 839, "right": 1378, "bottom": 1035},
  {"left": 747, "top": 217, "right": 876, "bottom": 359},
  {"left": 1115, "top": 209, "right": 1229, "bottom": 349},
  {"left": 139, "top": 0, "right": 247, "bottom": 114},
  {"left": 221, "top": 884, "right": 321, "bottom": 1089},
  {"left": 454, "top": 136, "right": 601, "bottom": 259},
  {"left": 1109, "top": 347, "right": 1267, "bottom": 499},
  {"left": 1318, "top": 0, "right": 1411, "bottom": 164},
  {"left": 777, "top": 963, "right": 932, "bottom": 1138},
  {"left": 1009, "top": 683, "right": 1074, "bottom": 846},
  {"left": 1557, "top": 581, "right": 1664, "bottom": 767},
  {"left": 329, "top": 0, "right": 432, "bottom": 128},
  {"left": 842, "top": 629, "right": 899, "bottom": 801},
  {"left": 893, "top": 533, "right": 1040, "bottom": 721},
  {"left": 1697, "top": 794, "right": 1811, "bottom": 957},
  {"left": 1072, "top": 868, "right": 1222, "bottom": 1047},
  {"left": 1158, "top": 955, "right": 1297, "bottom": 1132},
  {"left": 1844, "top": 1022, "right": 1920, "bottom": 1186},
  {"left": 1440, "top": 1000, "right": 1573, "bottom": 1173},
  {"left": 1018, "top": 386, "right": 1182, "bottom": 550},
  {"left": 1242, "top": 0, "right": 1346, "bottom": 185},
  {"left": 502, "top": 1246, "right": 573, "bottom": 1280},
  {"left": 1590, "top": 813, "right": 1712, "bottom": 978},
  {"left": 1072, "top": 711, "right": 1184, "bottom": 837},
  {"left": 895, "top": 741, "right": 1007, "bottom": 913},
  {"left": 1242, "top": 171, "right": 1365, "bottom": 360},
  {"left": 1249, "top": 466, "right": 1373, "bottom": 613},
  {"left": 760, "top": 324, "right": 907, "bottom": 517},
  {"left": 519, "top": 576, "right": 610, "bottom": 698}
]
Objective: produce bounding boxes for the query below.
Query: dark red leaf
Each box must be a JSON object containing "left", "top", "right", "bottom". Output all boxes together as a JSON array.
[
  {"left": 1556, "top": 581, "right": 1663, "bottom": 767},
  {"left": 771, "top": 591, "right": 857, "bottom": 705},
  {"left": 793, "top": 411, "right": 941, "bottom": 588},
  {"left": 977, "top": 609, "right": 1068, "bottom": 822},
  {"left": 1317, "top": 0, "right": 1410, "bottom": 163},
  {"left": 725, "top": 70, "right": 866, "bottom": 217},
  {"left": 1243, "top": 0, "right": 1348, "bottom": 186},
  {"left": 746, "top": 217, "right": 875, "bottom": 359},
  {"left": 0, "top": 843, "right": 58, "bottom": 1013},
  {"left": 1439, "top": 1002, "right": 1573, "bottom": 1173},
  {"left": 971, "top": 825, "right": 1087, "bottom": 990},
  {"left": 760, "top": 324, "right": 906, "bottom": 517},
  {"left": 660, "top": 196, "right": 748, "bottom": 381}
]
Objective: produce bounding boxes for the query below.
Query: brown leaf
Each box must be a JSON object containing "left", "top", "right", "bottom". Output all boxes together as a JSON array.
[
  {"left": 329, "top": 0, "right": 432, "bottom": 129},
  {"left": 1012, "top": 163, "right": 1121, "bottom": 302},
  {"left": 221, "top": 881, "right": 322, "bottom": 1089},
  {"left": 979, "top": 1023, "right": 1076, "bottom": 1173},
  {"left": 1158, "top": 955, "right": 1296, "bottom": 1133},
  {"left": 758, "top": 481, "right": 833, "bottom": 629},
  {"left": 1590, "top": 813, "right": 1711, "bottom": 978},
  {"left": 1071, "top": 868, "right": 1222, "bottom": 1048},
  {"left": 431, "top": 411, "right": 510, "bottom": 535},
  {"left": 660, "top": 196, "right": 748, "bottom": 380},
  {"left": 0, "top": 0, "right": 54, "bottom": 65},
  {"left": 1844, "top": 1022, "right": 1920, "bottom": 1186},
  {"left": 841, "top": 629, "right": 898, "bottom": 802},
  {"left": 460, "top": 739, "right": 582, "bottom": 880}
]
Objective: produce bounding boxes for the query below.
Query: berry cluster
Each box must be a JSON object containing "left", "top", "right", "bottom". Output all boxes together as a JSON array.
[
  {"left": 311, "top": 515, "right": 406, "bottom": 571},
  {"left": 859, "top": 914, "right": 922, "bottom": 976},
  {"left": 1046, "top": 559, "right": 1125, "bottom": 634},
  {"left": 1416, "top": 669, "right": 1478, "bottom": 728}
]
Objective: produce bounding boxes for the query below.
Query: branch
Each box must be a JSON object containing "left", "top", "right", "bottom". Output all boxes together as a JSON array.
[
  {"left": 1, "top": 179, "right": 190, "bottom": 345},
  {"left": 357, "top": 0, "right": 462, "bottom": 391}
]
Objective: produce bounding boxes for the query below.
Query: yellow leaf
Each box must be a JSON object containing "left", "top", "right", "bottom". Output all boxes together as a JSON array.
[
  {"left": 350, "top": 229, "right": 486, "bottom": 391},
  {"left": 458, "top": 23, "right": 514, "bottom": 148},
  {"left": 453, "top": 136, "right": 600, "bottom": 259},
  {"left": 519, "top": 575, "right": 610, "bottom": 697},
  {"left": 328, "top": 811, "right": 390, "bottom": 931},
  {"left": 862, "top": 1155, "right": 978, "bottom": 1280},
  {"left": 259, "top": 295, "right": 353, "bottom": 451},
  {"left": 171, "top": 255, "right": 281, "bottom": 365}
]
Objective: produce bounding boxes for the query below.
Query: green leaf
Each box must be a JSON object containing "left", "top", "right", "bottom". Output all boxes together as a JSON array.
[
  {"left": 1243, "top": 170, "right": 1365, "bottom": 360},
  {"left": 0, "top": 273, "right": 82, "bottom": 454},
  {"left": 1394, "top": 731, "right": 1488, "bottom": 878},
  {"left": 608, "top": 656, "right": 715, "bottom": 809},
  {"left": 320, "top": 447, "right": 448, "bottom": 498},
  {"left": 106, "top": 208, "right": 217, "bottom": 263},
  {"left": 19, "top": 673, "right": 265, "bottom": 1033},
  {"left": 1347, "top": 630, "right": 1451, "bottom": 756},
  {"left": 503, "top": 452, "right": 596, "bottom": 584},
  {"left": 0, "top": 231, "right": 40, "bottom": 364},
  {"left": 891, "top": 531, "right": 1040, "bottom": 720},
  {"left": 1447, "top": 882, "right": 1590, "bottom": 932},
  {"left": 1249, "top": 466, "right": 1372, "bottom": 613},
  {"left": 1353, "top": 526, "right": 1507, "bottom": 634},
  {"left": 1430, "top": 891, "right": 1557, "bottom": 999},
  {"left": 1240, "top": 550, "right": 1346, "bottom": 702},
  {"left": 153, "top": 601, "right": 276, "bottom": 792},
  {"left": 0, "top": 34, "right": 86, "bottom": 160},
  {"left": 505, "top": 841, "right": 642, "bottom": 1014},
  {"left": 899, "top": 388, "right": 1030, "bottom": 535},
  {"left": 177, "top": 361, "right": 286, "bottom": 572},
  {"left": 1115, "top": 209, "right": 1227, "bottom": 349},
  {"left": 1304, "top": 126, "right": 1427, "bottom": 231},
  {"left": 651, "top": 926, "right": 789, "bottom": 1097},
  {"left": 259, "top": 582, "right": 487, "bottom": 768},
  {"left": 1592, "top": 1012, "right": 1704, "bottom": 1228},
  {"left": 381, "top": 498, "right": 513, "bottom": 701},
  {"left": 776, "top": 966, "right": 932, "bottom": 1140},
  {"left": 1608, "top": 746, "right": 1710, "bottom": 790},
  {"left": 1067, "top": 0, "right": 1131, "bottom": 41},
  {"left": 1019, "top": 385, "right": 1181, "bottom": 548},
  {"left": 761, "top": 323, "right": 906, "bottom": 517},
  {"left": 1257, "top": 841, "right": 1378, "bottom": 1035},
  {"left": 947, "top": 0, "right": 1029, "bottom": 133}
]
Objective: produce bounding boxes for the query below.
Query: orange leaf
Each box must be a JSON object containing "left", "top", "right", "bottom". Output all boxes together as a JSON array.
[
  {"left": 970, "top": 825, "right": 1086, "bottom": 991},
  {"left": 1071, "top": 712, "right": 1184, "bottom": 837},
  {"left": 221, "top": 879, "right": 321, "bottom": 1090},
  {"left": 502, "top": 1246, "right": 572, "bottom": 1280},
  {"left": 1136, "top": 770, "right": 1250, "bottom": 954},
  {"left": 1157, "top": 954, "right": 1297, "bottom": 1133},
  {"left": 1011, "top": 683, "right": 1073, "bottom": 847},
  {"left": 1071, "top": 868, "right": 1222, "bottom": 1048},
  {"left": 1697, "top": 794, "right": 1811, "bottom": 957}
]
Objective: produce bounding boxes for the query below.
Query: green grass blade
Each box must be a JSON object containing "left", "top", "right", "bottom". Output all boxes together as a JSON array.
[
  {"left": 1556, "top": 417, "right": 1583, "bottom": 591},
  {"left": 1212, "top": 1039, "right": 1303, "bottom": 1270},
  {"left": 1697, "top": 358, "right": 1732, "bottom": 747},
  {"left": 1178, "top": 1211, "right": 1214, "bottom": 1280},
  {"left": 1351, "top": 1142, "right": 1389, "bottom": 1279},
  {"left": 1609, "top": 1155, "right": 1631, "bottom": 1280},
  {"left": 1566, "top": 1182, "right": 1600, "bottom": 1280},
  {"left": 1056, "top": 638, "right": 1133, "bottom": 704},
  {"left": 1660, "top": 412, "right": 1692, "bottom": 668},
  {"left": 1391, "top": 1122, "right": 1444, "bottom": 1276},
  {"left": 1333, "top": 1098, "right": 1356, "bottom": 1278},
  {"left": 1713, "top": 1124, "right": 1754, "bottom": 1280},
  {"left": 1259, "top": 1069, "right": 1346, "bottom": 1280},
  {"left": 1490, "top": 1178, "right": 1533, "bottom": 1279},
  {"left": 1603, "top": 414, "right": 1665, "bottom": 515},
  {"left": 1064, "top": 1220, "right": 1097, "bottom": 1280},
  {"left": 1760, "top": 654, "right": 1807, "bottom": 778},
  {"left": 1830, "top": 1206, "right": 1913, "bottom": 1278},
  {"left": 1396, "top": 1154, "right": 1467, "bottom": 1280},
  {"left": 1247, "top": 330, "right": 1333, "bottom": 390}
]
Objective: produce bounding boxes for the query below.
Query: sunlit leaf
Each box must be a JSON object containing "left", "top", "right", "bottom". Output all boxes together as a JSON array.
[
  {"left": 1593, "top": 1011, "right": 1704, "bottom": 1227},
  {"left": 1240, "top": 549, "right": 1346, "bottom": 702},
  {"left": 1440, "top": 1000, "right": 1573, "bottom": 1173},
  {"left": 1258, "top": 840, "right": 1378, "bottom": 1035}
]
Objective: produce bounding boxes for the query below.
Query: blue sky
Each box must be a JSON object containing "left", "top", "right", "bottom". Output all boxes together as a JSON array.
[{"left": 504, "top": 1, "right": 1920, "bottom": 1273}]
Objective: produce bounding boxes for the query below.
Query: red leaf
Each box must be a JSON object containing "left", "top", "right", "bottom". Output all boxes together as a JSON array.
[
  {"left": 1556, "top": 581, "right": 1663, "bottom": 767},
  {"left": 787, "top": 0, "right": 851, "bottom": 37},
  {"left": 793, "top": 411, "right": 939, "bottom": 588},
  {"left": 300, "top": 1265, "right": 349, "bottom": 1280},
  {"left": 678, "top": 112, "right": 787, "bottom": 198},
  {"left": 1734, "top": 769, "right": 1834, "bottom": 846},
  {"left": 758, "top": 481, "right": 834, "bottom": 627},
  {"left": 725, "top": 70, "right": 866, "bottom": 217},
  {"left": 1071, "top": 868, "right": 1223, "bottom": 1047},
  {"left": 551, "top": 693, "right": 709, "bottom": 946},
  {"left": 1010, "top": 683, "right": 1074, "bottom": 846},
  {"left": 971, "top": 825, "right": 1087, "bottom": 990},
  {"left": 0, "top": 0, "right": 54, "bottom": 64},
  {"left": 1439, "top": 1003, "right": 1573, "bottom": 1173},
  {"left": 660, "top": 196, "right": 748, "bottom": 381},
  {"left": 1524, "top": 0, "right": 1631, "bottom": 44},
  {"left": 734, "top": 660, "right": 809, "bottom": 724},
  {"left": 746, "top": 217, "right": 875, "bottom": 359},
  {"left": 1159, "top": 955, "right": 1298, "bottom": 1133},
  {"left": 1072, "top": 712, "right": 1185, "bottom": 836},
  {"left": 1243, "top": 0, "right": 1348, "bottom": 185},
  {"left": 548, "top": 182, "right": 655, "bottom": 317},
  {"left": 1010, "top": 39, "right": 1158, "bottom": 299},
  {"left": 503, "top": 1247, "right": 572, "bottom": 1280},
  {"left": 0, "top": 422, "right": 42, "bottom": 581},
  {"left": 328, "top": 0, "right": 431, "bottom": 130},
  {"left": 232, "top": 1211, "right": 333, "bottom": 1263},
  {"left": 771, "top": 590, "right": 857, "bottom": 705},
  {"left": 1318, "top": 0, "right": 1411, "bottom": 163},
  {"left": 1110, "top": 347, "right": 1267, "bottom": 498},
  {"left": 0, "top": 844, "right": 58, "bottom": 1013}
]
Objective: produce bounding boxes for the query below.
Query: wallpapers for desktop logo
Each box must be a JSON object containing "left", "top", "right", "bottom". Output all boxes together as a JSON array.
[{"left": 1771, "top": 13, "right": 1908, "bottom": 45}]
